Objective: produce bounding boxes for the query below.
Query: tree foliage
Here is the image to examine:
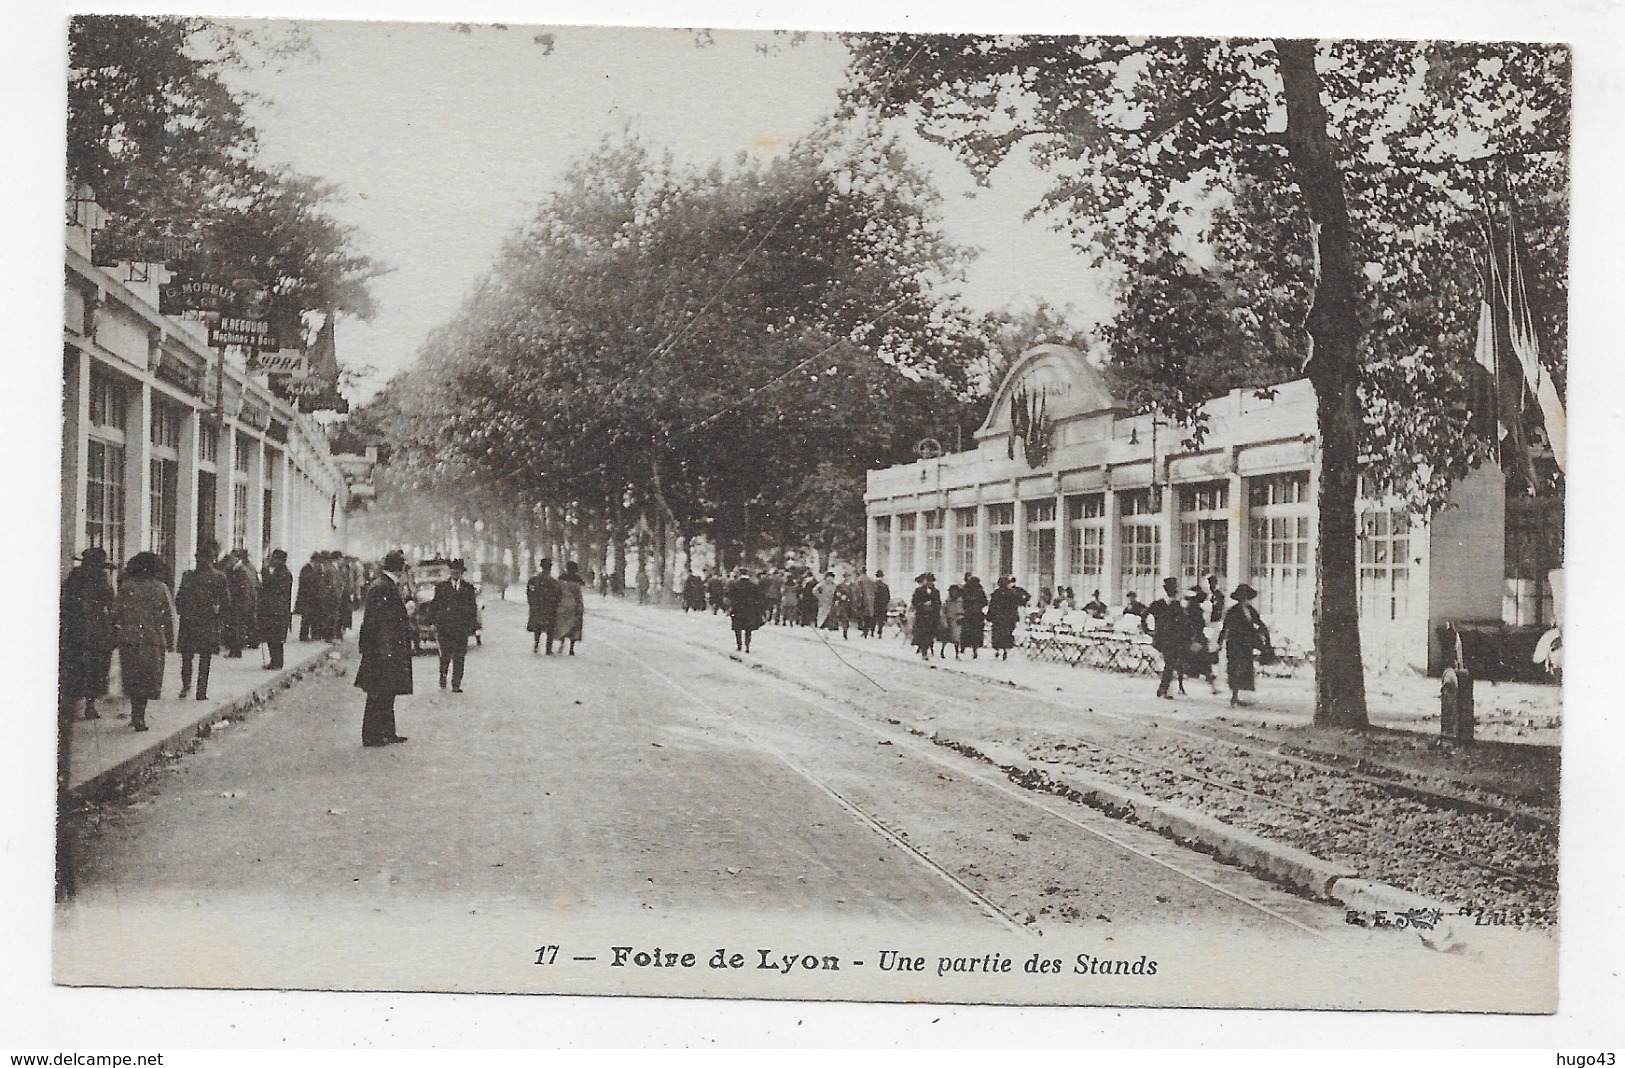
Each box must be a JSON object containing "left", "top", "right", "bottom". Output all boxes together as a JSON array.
[
  {"left": 361, "top": 126, "right": 984, "bottom": 568},
  {"left": 845, "top": 35, "right": 1568, "bottom": 511},
  {"left": 68, "top": 15, "right": 380, "bottom": 323},
  {"left": 844, "top": 34, "right": 1569, "bottom": 727}
]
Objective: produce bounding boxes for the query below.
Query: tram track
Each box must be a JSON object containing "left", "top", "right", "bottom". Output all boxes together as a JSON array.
[
  {"left": 600, "top": 606, "right": 1556, "bottom": 923},
  {"left": 596, "top": 611, "right": 1337, "bottom": 937}
]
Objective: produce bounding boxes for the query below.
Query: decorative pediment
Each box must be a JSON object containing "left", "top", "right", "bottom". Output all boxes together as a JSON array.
[{"left": 976, "top": 344, "right": 1118, "bottom": 441}]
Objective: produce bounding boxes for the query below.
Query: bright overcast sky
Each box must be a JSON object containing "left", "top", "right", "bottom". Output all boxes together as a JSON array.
[{"left": 214, "top": 20, "right": 1112, "bottom": 400}]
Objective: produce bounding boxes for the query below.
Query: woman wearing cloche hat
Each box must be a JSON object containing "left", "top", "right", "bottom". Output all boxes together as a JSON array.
[{"left": 1217, "top": 583, "right": 1272, "bottom": 707}]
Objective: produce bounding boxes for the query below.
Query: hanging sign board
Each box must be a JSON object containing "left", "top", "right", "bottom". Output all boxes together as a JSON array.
[
  {"left": 254, "top": 352, "right": 310, "bottom": 375},
  {"left": 159, "top": 279, "right": 233, "bottom": 316},
  {"left": 209, "top": 316, "right": 277, "bottom": 349}
]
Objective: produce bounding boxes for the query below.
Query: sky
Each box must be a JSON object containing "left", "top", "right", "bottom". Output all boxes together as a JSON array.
[{"left": 215, "top": 20, "right": 1113, "bottom": 400}]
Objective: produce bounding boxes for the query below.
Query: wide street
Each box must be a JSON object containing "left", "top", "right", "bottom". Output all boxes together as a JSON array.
[{"left": 57, "top": 595, "right": 1559, "bottom": 1008}]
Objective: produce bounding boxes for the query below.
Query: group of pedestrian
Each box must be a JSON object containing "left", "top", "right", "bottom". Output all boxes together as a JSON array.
[
  {"left": 904, "top": 572, "right": 1025, "bottom": 661},
  {"left": 1140, "top": 575, "right": 1271, "bottom": 706},
  {"left": 58, "top": 540, "right": 321, "bottom": 734},
  {"left": 296, "top": 550, "right": 357, "bottom": 642},
  {"left": 524, "top": 558, "right": 586, "bottom": 656}
]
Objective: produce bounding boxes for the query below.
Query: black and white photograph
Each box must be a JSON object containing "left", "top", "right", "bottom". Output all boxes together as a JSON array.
[{"left": 13, "top": 0, "right": 1625, "bottom": 1046}]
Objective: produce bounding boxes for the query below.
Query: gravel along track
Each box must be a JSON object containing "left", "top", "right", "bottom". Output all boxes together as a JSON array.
[{"left": 1011, "top": 728, "right": 1558, "bottom": 925}]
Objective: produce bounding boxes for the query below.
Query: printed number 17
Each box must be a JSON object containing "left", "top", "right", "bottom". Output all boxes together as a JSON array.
[{"left": 534, "top": 945, "right": 559, "bottom": 965}]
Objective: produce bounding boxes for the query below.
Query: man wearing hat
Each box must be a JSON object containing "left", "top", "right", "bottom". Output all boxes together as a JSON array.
[
  {"left": 176, "top": 541, "right": 229, "bottom": 701},
  {"left": 1147, "top": 576, "right": 1189, "bottom": 699},
  {"left": 258, "top": 549, "right": 294, "bottom": 670},
  {"left": 428, "top": 558, "right": 480, "bottom": 692},
  {"left": 355, "top": 549, "right": 413, "bottom": 745},
  {"left": 60, "top": 546, "right": 117, "bottom": 720}
]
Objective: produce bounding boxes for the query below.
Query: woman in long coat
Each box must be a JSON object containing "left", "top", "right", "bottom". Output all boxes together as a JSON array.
[
  {"left": 554, "top": 561, "right": 586, "bottom": 655},
  {"left": 959, "top": 575, "right": 987, "bottom": 658},
  {"left": 779, "top": 577, "right": 800, "bottom": 627},
  {"left": 61, "top": 547, "right": 117, "bottom": 719},
  {"left": 1218, "top": 583, "right": 1271, "bottom": 707},
  {"left": 115, "top": 552, "right": 176, "bottom": 732},
  {"left": 987, "top": 577, "right": 1023, "bottom": 660},
  {"left": 909, "top": 573, "right": 941, "bottom": 659},
  {"left": 258, "top": 549, "right": 294, "bottom": 670},
  {"left": 727, "top": 570, "right": 764, "bottom": 653}
]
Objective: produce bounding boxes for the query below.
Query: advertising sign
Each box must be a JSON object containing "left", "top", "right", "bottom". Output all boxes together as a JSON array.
[{"left": 253, "top": 352, "right": 310, "bottom": 375}]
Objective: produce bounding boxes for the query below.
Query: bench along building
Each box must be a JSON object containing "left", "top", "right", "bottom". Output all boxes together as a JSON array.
[
  {"left": 865, "top": 344, "right": 1557, "bottom": 674},
  {"left": 62, "top": 202, "right": 350, "bottom": 583}
]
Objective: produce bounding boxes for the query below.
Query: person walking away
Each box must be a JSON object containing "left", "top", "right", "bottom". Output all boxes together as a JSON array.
[
  {"left": 554, "top": 561, "right": 586, "bottom": 655},
  {"left": 909, "top": 573, "right": 941, "bottom": 660},
  {"left": 728, "top": 568, "right": 764, "bottom": 653},
  {"left": 1183, "top": 587, "right": 1219, "bottom": 694},
  {"left": 959, "top": 574, "right": 987, "bottom": 659},
  {"left": 430, "top": 558, "right": 480, "bottom": 692},
  {"left": 1147, "top": 577, "right": 1188, "bottom": 699},
  {"left": 114, "top": 552, "right": 175, "bottom": 732},
  {"left": 176, "top": 542, "right": 228, "bottom": 701},
  {"left": 706, "top": 571, "right": 727, "bottom": 615},
  {"left": 871, "top": 571, "right": 891, "bottom": 639},
  {"left": 987, "top": 576, "right": 1022, "bottom": 660},
  {"left": 940, "top": 584, "right": 965, "bottom": 659},
  {"left": 527, "top": 559, "right": 562, "bottom": 654},
  {"left": 636, "top": 564, "right": 650, "bottom": 606},
  {"left": 295, "top": 552, "right": 320, "bottom": 641},
  {"left": 682, "top": 571, "right": 706, "bottom": 613},
  {"left": 355, "top": 550, "right": 413, "bottom": 746},
  {"left": 258, "top": 549, "right": 294, "bottom": 670},
  {"left": 1218, "top": 583, "right": 1271, "bottom": 707},
  {"left": 61, "top": 546, "right": 117, "bottom": 720}
]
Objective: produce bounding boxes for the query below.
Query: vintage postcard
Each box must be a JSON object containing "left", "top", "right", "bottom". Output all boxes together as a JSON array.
[{"left": 36, "top": 1, "right": 1599, "bottom": 1036}]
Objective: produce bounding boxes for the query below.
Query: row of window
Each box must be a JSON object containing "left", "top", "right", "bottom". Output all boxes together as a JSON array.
[
  {"left": 83, "top": 370, "right": 286, "bottom": 576},
  {"left": 874, "top": 471, "right": 1413, "bottom": 623}
]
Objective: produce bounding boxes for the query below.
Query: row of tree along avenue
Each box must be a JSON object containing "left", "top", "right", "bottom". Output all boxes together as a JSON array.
[{"left": 349, "top": 34, "right": 1567, "bottom": 732}]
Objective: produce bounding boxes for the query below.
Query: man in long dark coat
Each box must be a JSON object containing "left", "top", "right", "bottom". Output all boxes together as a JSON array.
[
  {"left": 296, "top": 552, "right": 321, "bottom": 641},
  {"left": 258, "top": 549, "right": 294, "bottom": 669},
  {"left": 871, "top": 571, "right": 891, "bottom": 638},
  {"left": 355, "top": 549, "right": 413, "bottom": 747},
  {"left": 1147, "top": 576, "right": 1189, "bottom": 699},
  {"left": 727, "top": 569, "right": 764, "bottom": 653},
  {"left": 705, "top": 571, "right": 727, "bottom": 615},
  {"left": 220, "top": 549, "right": 258, "bottom": 657},
  {"left": 960, "top": 574, "right": 988, "bottom": 657},
  {"left": 527, "top": 558, "right": 562, "bottom": 654},
  {"left": 176, "top": 542, "right": 229, "bottom": 700},
  {"left": 61, "top": 546, "right": 117, "bottom": 720},
  {"left": 429, "top": 558, "right": 480, "bottom": 692}
]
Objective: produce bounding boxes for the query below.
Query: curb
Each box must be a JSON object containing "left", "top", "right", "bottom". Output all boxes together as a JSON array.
[
  {"left": 959, "top": 736, "right": 1464, "bottom": 951},
  {"left": 69, "top": 644, "right": 338, "bottom": 801}
]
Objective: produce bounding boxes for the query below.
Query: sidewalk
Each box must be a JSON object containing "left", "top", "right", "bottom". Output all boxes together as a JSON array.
[
  {"left": 67, "top": 640, "right": 337, "bottom": 797},
  {"left": 595, "top": 595, "right": 1561, "bottom": 747}
]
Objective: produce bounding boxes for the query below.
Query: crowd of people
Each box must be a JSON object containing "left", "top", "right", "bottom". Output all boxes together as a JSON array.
[
  {"left": 673, "top": 562, "right": 1277, "bottom": 708},
  {"left": 59, "top": 543, "right": 363, "bottom": 732}
]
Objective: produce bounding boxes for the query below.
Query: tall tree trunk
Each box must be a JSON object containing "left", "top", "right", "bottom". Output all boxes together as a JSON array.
[
  {"left": 609, "top": 501, "right": 627, "bottom": 593},
  {"left": 1277, "top": 39, "right": 1369, "bottom": 729}
]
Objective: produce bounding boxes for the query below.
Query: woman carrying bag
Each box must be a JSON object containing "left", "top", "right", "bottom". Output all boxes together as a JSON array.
[{"left": 1218, "top": 583, "right": 1272, "bottom": 708}]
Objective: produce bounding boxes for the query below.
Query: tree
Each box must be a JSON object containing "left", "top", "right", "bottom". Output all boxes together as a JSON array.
[
  {"left": 362, "top": 126, "right": 984, "bottom": 577},
  {"left": 845, "top": 36, "right": 1568, "bottom": 728},
  {"left": 68, "top": 15, "right": 380, "bottom": 325}
]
